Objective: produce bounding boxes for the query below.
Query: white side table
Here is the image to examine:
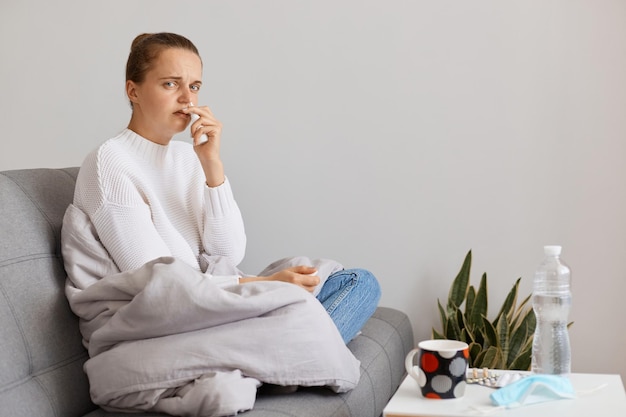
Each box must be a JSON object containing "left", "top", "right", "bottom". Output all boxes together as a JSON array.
[{"left": 383, "top": 372, "right": 626, "bottom": 417}]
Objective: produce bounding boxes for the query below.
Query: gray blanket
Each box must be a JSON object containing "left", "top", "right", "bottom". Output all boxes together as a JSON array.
[{"left": 62, "top": 205, "right": 360, "bottom": 416}]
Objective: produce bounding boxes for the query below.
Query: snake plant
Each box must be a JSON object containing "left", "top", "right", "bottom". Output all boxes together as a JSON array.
[{"left": 432, "top": 250, "right": 536, "bottom": 370}]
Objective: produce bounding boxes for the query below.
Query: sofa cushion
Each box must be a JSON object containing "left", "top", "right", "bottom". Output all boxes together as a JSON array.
[{"left": 0, "top": 168, "right": 94, "bottom": 417}]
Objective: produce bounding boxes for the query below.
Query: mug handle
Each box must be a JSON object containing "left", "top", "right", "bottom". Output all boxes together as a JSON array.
[{"left": 405, "top": 348, "right": 421, "bottom": 382}]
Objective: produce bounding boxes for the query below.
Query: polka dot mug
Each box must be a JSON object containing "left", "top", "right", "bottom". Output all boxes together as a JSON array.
[{"left": 405, "top": 339, "right": 469, "bottom": 399}]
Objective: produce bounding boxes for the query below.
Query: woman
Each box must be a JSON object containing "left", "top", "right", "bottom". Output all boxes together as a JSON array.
[{"left": 65, "top": 32, "right": 380, "bottom": 343}]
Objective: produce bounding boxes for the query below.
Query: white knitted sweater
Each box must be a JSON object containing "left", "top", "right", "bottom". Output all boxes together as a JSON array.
[{"left": 71, "top": 129, "right": 246, "bottom": 286}]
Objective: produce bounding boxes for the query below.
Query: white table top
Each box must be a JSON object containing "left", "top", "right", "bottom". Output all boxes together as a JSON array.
[{"left": 383, "top": 372, "right": 626, "bottom": 417}]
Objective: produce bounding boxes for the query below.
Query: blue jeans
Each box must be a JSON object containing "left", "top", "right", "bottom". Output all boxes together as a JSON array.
[{"left": 315, "top": 268, "right": 381, "bottom": 343}]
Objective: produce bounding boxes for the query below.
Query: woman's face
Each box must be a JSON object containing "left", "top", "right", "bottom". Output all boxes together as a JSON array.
[{"left": 126, "top": 48, "right": 202, "bottom": 145}]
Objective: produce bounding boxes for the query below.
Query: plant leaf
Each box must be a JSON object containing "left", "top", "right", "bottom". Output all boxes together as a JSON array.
[
  {"left": 457, "top": 308, "right": 472, "bottom": 343},
  {"left": 448, "top": 250, "right": 472, "bottom": 311},
  {"left": 446, "top": 306, "right": 462, "bottom": 341},
  {"left": 481, "top": 346, "right": 501, "bottom": 369},
  {"left": 465, "top": 285, "right": 476, "bottom": 321},
  {"left": 432, "top": 328, "right": 445, "bottom": 339},
  {"left": 464, "top": 325, "right": 476, "bottom": 344},
  {"left": 473, "top": 323, "right": 485, "bottom": 347},
  {"left": 437, "top": 299, "right": 448, "bottom": 334},
  {"left": 474, "top": 348, "right": 486, "bottom": 368},
  {"left": 460, "top": 328, "right": 468, "bottom": 343},
  {"left": 468, "top": 342, "right": 482, "bottom": 368},
  {"left": 510, "top": 293, "right": 532, "bottom": 330},
  {"left": 509, "top": 343, "right": 533, "bottom": 371},
  {"left": 482, "top": 316, "right": 498, "bottom": 348},
  {"left": 506, "top": 308, "right": 534, "bottom": 367},
  {"left": 457, "top": 307, "right": 467, "bottom": 331},
  {"left": 457, "top": 306, "right": 475, "bottom": 343},
  {"left": 526, "top": 308, "right": 537, "bottom": 335},
  {"left": 494, "top": 278, "right": 520, "bottom": 327},
  {"left": 469, "top": 273, "right": 488, "bottom": 332},
  {"left": 520, "top": 331, "right": 534, "bottom": 353},
  {"left": 497, "top": 311, "right": 510, "bottom": 364}
]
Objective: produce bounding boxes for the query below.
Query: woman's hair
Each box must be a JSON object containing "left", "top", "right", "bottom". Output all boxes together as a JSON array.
[{"left": 126, "top": 32, "right": 201, "bottom": 83}]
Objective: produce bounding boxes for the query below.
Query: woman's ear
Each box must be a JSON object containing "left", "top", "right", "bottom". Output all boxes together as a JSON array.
[{"left": 126, "top": 80, "right": 139, "bottom": 105}]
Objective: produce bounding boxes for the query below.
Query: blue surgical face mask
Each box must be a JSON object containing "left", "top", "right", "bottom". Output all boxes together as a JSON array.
[{"left": 490, "top": 374, "right": 576, "bottom": 408}]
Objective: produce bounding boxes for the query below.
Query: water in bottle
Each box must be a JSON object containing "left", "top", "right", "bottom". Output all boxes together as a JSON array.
[{"left": 531, "top": 245, "right": 572, "bottom": 375}]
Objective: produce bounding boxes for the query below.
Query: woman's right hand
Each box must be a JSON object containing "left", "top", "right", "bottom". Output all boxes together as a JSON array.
[
  {"left": 240, "top": 266, "right": 320, "bottom": 292},
  {"left": 185, "top": 104, "right": 225, "bottom": 187}
]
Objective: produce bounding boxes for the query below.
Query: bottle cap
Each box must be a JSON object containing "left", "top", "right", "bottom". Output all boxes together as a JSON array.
[{"left": 544, "top": 245, "right": 562, "bottom": 256}]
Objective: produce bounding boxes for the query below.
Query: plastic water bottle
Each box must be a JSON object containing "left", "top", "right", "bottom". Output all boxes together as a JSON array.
[{"left": 531, "top": 245, "right": 572, "bottom": 375}]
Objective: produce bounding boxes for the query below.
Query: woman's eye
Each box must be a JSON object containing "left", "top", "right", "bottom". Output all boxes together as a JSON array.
[
  {"left": 165, "top": 81, "right": 176, "bottom": 88},
  {"left": 190, "top": 84, "right": 201, "bottom": 92}
]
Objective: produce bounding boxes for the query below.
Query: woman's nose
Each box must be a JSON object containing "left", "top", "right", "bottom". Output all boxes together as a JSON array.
[{"left": 179, "top": 89, "right": 192, "bottom": 103}]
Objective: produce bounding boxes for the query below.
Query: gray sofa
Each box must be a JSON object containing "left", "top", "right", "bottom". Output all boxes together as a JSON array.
[{"left": 0, "top": 167, "right": 414, "bottom": 417}]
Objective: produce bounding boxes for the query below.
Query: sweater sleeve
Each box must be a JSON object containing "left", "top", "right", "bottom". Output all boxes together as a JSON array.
[
  {"left": 92, "top": 201, "right": 172, "bottom": 272},
  {"left": 201, "top": 177, "right": 247, "bottom": 267},
  {"left": 73, "top": 148, "right": 172, "bottom": 272}
]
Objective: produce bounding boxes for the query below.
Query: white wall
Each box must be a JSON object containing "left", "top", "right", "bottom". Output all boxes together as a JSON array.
[{"left": 2, "top": 0, "right": 625, "bottom": 379}]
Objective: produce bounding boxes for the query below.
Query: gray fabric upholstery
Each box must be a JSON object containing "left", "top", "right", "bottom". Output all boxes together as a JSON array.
[{"left": 0, "top": 168, "right": 413, "bottom": 417}]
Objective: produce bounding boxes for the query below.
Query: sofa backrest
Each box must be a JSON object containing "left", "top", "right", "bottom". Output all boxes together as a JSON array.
[{"left": 0, "top": 168, "right": 95, "bottom": 417}]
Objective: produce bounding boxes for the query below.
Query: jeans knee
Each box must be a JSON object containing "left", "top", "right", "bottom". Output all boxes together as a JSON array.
[{"left": 345, "top": 268, "right": 381, "bottom": 302}]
